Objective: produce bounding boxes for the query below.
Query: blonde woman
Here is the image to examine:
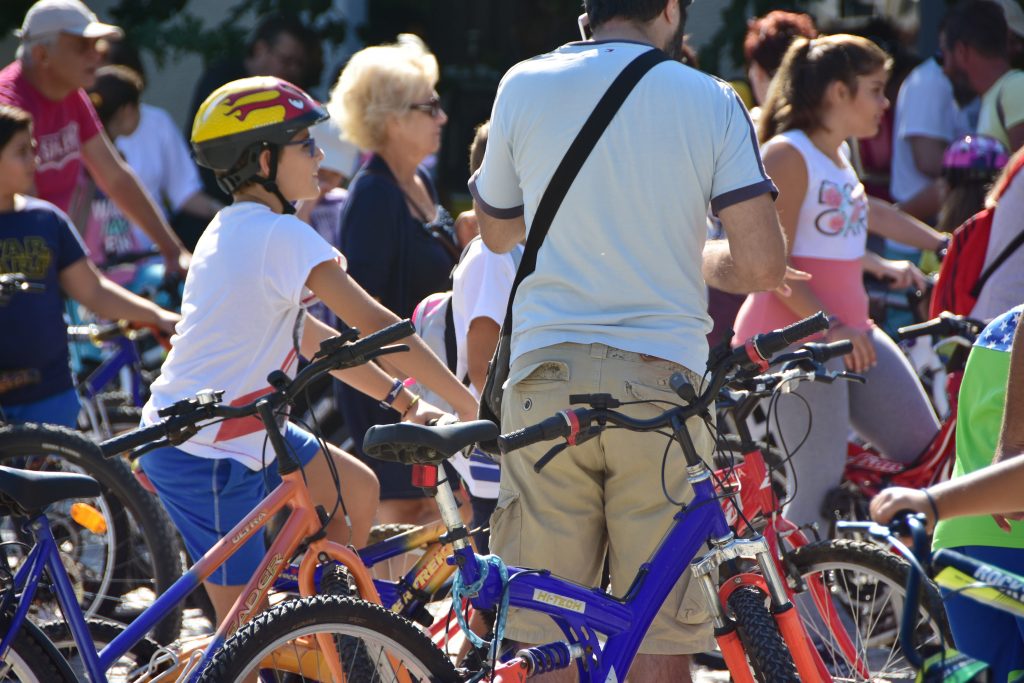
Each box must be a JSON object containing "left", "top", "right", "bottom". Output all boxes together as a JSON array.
[{"left": 329, "top": 36, "right": 461, "bottom": 525}]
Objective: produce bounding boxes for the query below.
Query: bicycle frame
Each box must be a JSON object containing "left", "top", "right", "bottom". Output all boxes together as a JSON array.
[
  {"left": 434, "top": 457, "right": 820, "bottom": 682},
  {"left": 0, "top": 398, "right": 377, "bottom": 683}
]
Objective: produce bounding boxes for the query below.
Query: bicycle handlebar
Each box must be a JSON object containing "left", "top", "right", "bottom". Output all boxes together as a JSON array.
[
  {"left": 897, "top": 312, "right": 984, "bottom": 342},
  {"left": 500, "top": 313, "right": 831, "bottom": 454},
  {"left": 99, "top": 320, "right": 416, "bottom": 458}
]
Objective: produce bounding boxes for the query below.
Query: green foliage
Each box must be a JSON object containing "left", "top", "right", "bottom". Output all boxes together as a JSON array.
[
  {"left": 699, "top": 0, "right": 812, "bottom": 77},
  {"left": 0, "top": 0, "right": 346, "bottom": 69}
]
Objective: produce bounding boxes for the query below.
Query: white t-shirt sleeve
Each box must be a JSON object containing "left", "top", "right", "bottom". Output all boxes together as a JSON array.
[
  {"left": 468, "top": 79, "right": 525, "bottom": 218},
  {"left": 709, "top": 88, "right": 778, "bottom": 215},
  {"left": 897, "top": 68, "right": 954, "bottom": 141},
  {"left": 264, "top": 216, "right": 344, "bottom": 307}
]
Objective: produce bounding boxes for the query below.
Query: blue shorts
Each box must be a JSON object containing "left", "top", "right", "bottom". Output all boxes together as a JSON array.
[
  {"left": 0, "top": 388, "right": 81, "bottom": 428},
  {"left": 139, "top": 424, "right": 320, "bottom": 585}
]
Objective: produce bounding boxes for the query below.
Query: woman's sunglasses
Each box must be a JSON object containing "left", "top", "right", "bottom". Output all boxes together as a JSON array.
[
  {"left": 281, "top": 137, "right": 318, "bottom": 158},
  {"left": 409, "top": 96, "right": 443, "bottom": 118}
]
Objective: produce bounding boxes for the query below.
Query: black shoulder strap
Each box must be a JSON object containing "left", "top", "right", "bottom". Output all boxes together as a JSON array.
[
  {"left": 443, "top": 296, "right": 458, "bottom": 374},
  {"left": 499, "top": 47, "right": 670, "bottom": 331},
  {"left": 972, "top": 226, "right": 1024, "bottom": 298}
]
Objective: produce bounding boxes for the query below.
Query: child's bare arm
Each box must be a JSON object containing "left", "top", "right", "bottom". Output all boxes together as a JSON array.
[
  {"left": 304, "top": 260, "right": 477, "bottom": 421},
  {"left": 59, "top": 258, "right": 179, "bottom": 334}
]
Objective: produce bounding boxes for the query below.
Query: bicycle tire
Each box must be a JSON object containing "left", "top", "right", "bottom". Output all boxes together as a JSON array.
[
  {"left": 195, "top": 594, "right": 461, "bottom": 682},
  {"left": 40, "top": 617, "right": 166, "bottom": 682},
  {"left": 0, "top": 612, "right": 77, "bottom": 682},
  {"left": 0, "top": 423, "right": 183, "bottom": 644},
  {"left": 727, "top": 585, "right": 801, "bottom": 682},
  {"left": 786, "top": 538, "right": 952, "bottom": 681}
]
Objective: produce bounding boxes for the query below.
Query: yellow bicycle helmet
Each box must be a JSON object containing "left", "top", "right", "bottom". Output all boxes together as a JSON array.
[{"left": 191, "top": 76, "right": 327, "bottom": 212}]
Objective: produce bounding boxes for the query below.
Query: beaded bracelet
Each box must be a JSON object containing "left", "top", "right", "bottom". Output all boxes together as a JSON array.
[{"left": 401, "top": 394, "right": 421, "bottom": 419}]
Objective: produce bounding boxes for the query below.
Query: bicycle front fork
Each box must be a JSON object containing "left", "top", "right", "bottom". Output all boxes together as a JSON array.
[{"left": 691, "top": 532, "right": 826, "bottom": 683}]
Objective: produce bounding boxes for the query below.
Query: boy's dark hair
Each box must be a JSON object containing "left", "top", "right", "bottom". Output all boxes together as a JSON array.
[
  {"left": 106, "top": 39, "right": 146, "bottom": 87},
  {"left": 585, "top": 0, "right": 672, "bottom": 31},
  {"left": 469, "top": 120, "right": 489, "bottom": 175},
  {"left": 87, "top": 66, "right": 143, "bottom": 129},
  {"left": 0, "top": 104, "right": 32, "bottom": 152},
  {"left": 944, "top": 0, "right": 1008, "bottom": 59},
  {"left": 744, "top": 11, "right": 819, "bottom": 76}
]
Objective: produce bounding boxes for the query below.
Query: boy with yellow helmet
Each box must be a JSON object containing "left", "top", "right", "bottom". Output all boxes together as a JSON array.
[{"left": 139, "top": 76, "right": 477, "bottom": 624}]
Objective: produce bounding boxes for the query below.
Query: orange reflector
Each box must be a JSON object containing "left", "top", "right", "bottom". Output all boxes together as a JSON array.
[{"left": 70, "top": 502, "right": 107, "bottom": 535}]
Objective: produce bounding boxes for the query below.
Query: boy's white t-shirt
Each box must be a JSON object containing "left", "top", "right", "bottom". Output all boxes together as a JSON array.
[
  {"left": 143, "top": 202, "right": 343, "bottom": 470},
  {"left": 447, "top": 239, "right": 521, "bottom": 499}
]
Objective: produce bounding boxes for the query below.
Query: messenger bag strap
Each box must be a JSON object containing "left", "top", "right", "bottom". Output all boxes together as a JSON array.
[{"left": 497, "top": 47, "right": 671, "bottom": 332}]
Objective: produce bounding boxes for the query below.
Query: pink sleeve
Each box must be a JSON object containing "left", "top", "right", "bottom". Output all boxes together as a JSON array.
[{"left": 73, "top": 88, "right": 102, "bottom": 143}]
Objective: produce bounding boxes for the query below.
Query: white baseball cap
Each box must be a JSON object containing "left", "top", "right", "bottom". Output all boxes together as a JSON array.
[
  {"left": 993, "top": 0, "right": 1024, "bottom": 39},
  {"left": 16, "top": 0, "right": 123, "bottom": 42},
  {"left": 312, "top": 118, "right": 361, "bottom": 178}
]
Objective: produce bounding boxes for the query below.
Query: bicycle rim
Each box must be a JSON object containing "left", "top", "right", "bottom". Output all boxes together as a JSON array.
[{"left": 789, "top": 540, "right": 949, "bottom": 682}]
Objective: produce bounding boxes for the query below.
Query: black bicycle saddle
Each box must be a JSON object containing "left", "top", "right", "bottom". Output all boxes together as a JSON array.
[
  {"left": 363, "top": 420, "right": 498, "bottom": 466},
  {"left": 0, "top": 465, "right": 101, "bottom": 513}
]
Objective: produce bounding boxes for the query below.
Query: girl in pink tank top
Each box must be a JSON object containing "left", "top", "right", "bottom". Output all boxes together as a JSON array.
[{"left": 732, "top": 34, "right": 944, "bottom": 534}]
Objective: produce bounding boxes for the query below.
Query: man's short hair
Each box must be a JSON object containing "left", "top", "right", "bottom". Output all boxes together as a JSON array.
[
  {"left": 245, "top": 12, "right": 317, "bottom": 57},
  {"left": 584, "top": 0, "right": 672, "bottom": 31},
  {"left": 945, "top": 0, "right": 1009, "bottom": 59}
]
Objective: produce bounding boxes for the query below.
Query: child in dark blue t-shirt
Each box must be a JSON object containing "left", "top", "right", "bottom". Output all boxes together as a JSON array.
[{"left": 0, "top": 104, "right": 179, "bottom": 427}]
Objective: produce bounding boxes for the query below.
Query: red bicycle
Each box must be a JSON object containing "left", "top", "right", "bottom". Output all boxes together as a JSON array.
[{"left": 711, "top": 340, "right": 952, "bottom": 681}]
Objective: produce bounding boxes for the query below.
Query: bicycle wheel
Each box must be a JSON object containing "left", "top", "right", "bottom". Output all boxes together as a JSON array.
[
  {"left": 0, "top": 613, "right": 76, "bottom": 682},
  {"left": 0, "top": 423, "right": 183, "bottom": 644},
  {"left": 727, "top": 585, "right": 801, "bottom": 682},
  {"left": 196, "top": 595, "right": 461, "bottom": 682},
  {"left": 786, "top": 538, "right": 952, "bottom": 682},
  {"left": 40, "top": 617, "right": 165, "bottom": 682}
]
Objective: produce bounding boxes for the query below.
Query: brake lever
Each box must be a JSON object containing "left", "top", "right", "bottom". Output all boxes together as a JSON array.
[
  {"left": 533, "top": 442, "right": 569, "bottom": 472},
  {"left": 835, "top": 371, "right": 866, "bottom": 384},
  {"left": 533, "top": 426, "right": 604, "bottom": 472},
  {"left": 364, "top": 344, "right": 410, "bottom": 362}
]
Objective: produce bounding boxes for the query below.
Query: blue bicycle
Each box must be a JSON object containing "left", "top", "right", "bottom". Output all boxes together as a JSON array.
[
  {"left": 844, "top": 514, "right": 1023, "bottom": 682},
  {"left": 197, "top": 313, "right": 838, "bottom": 683}
]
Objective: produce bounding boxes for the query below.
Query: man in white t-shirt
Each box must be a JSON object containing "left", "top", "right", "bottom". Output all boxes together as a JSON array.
[
  {"left": 469, "top": 0, "right": 786, "bottom": 677},
  {"left": 942, "top": 0, "right": 1024, "bottom": 153},
  {"left": 889, "top": 52, "right": 976, "bottom": 222}
]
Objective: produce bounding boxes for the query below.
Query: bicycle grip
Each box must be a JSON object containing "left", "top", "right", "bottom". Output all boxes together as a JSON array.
[
  {"left": 99, "top": 422, "right": 167, "bottom": 458},
  {"left": 350, "top": 320, "right": 416, "bottom": 355},
  {"left": 896, "top": 318, "right": 946, "bottom": 341},
  {"left": 498, "top": 414, "right": 572, "bottom": 454},
  {"left": 803, "top": 340, "right": 853, "bottom": 363},
  {"left": 754, "top": 311, "right": 829, "bottom": 359}
]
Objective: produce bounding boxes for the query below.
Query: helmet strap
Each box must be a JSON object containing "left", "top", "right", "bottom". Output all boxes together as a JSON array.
[{"left": 252, "top": 145, "right": 297, "bottom": 215}]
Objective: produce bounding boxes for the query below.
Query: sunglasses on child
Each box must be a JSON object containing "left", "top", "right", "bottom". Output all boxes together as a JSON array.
[{"left": 281, "top": 137, "right": 318, "bottom": 158}]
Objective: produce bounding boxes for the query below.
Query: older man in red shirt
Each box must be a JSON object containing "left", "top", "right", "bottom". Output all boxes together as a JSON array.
[{"left": 0, "top": 0, "right": 189, "bottom": 275}]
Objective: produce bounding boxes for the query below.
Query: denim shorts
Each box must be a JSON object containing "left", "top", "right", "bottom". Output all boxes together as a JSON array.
[{"left": 139, "top": 423, "right": 320, "bottom": 585}]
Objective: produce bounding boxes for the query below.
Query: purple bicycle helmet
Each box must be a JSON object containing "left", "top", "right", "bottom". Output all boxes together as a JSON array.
[{"left": 942, "top": 134, "right": 1009, "bottom": 185}]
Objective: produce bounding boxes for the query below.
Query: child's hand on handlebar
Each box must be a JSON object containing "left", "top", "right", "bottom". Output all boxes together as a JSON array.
[
  {"left": 870, "top": 486, "right": 937, "bottom": 532},
  {"left": 826, "top": 324, "right": 876, "bottom": 372},
  {"left": 402, "top": 398, "right": 447, "bottom": 425}
]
